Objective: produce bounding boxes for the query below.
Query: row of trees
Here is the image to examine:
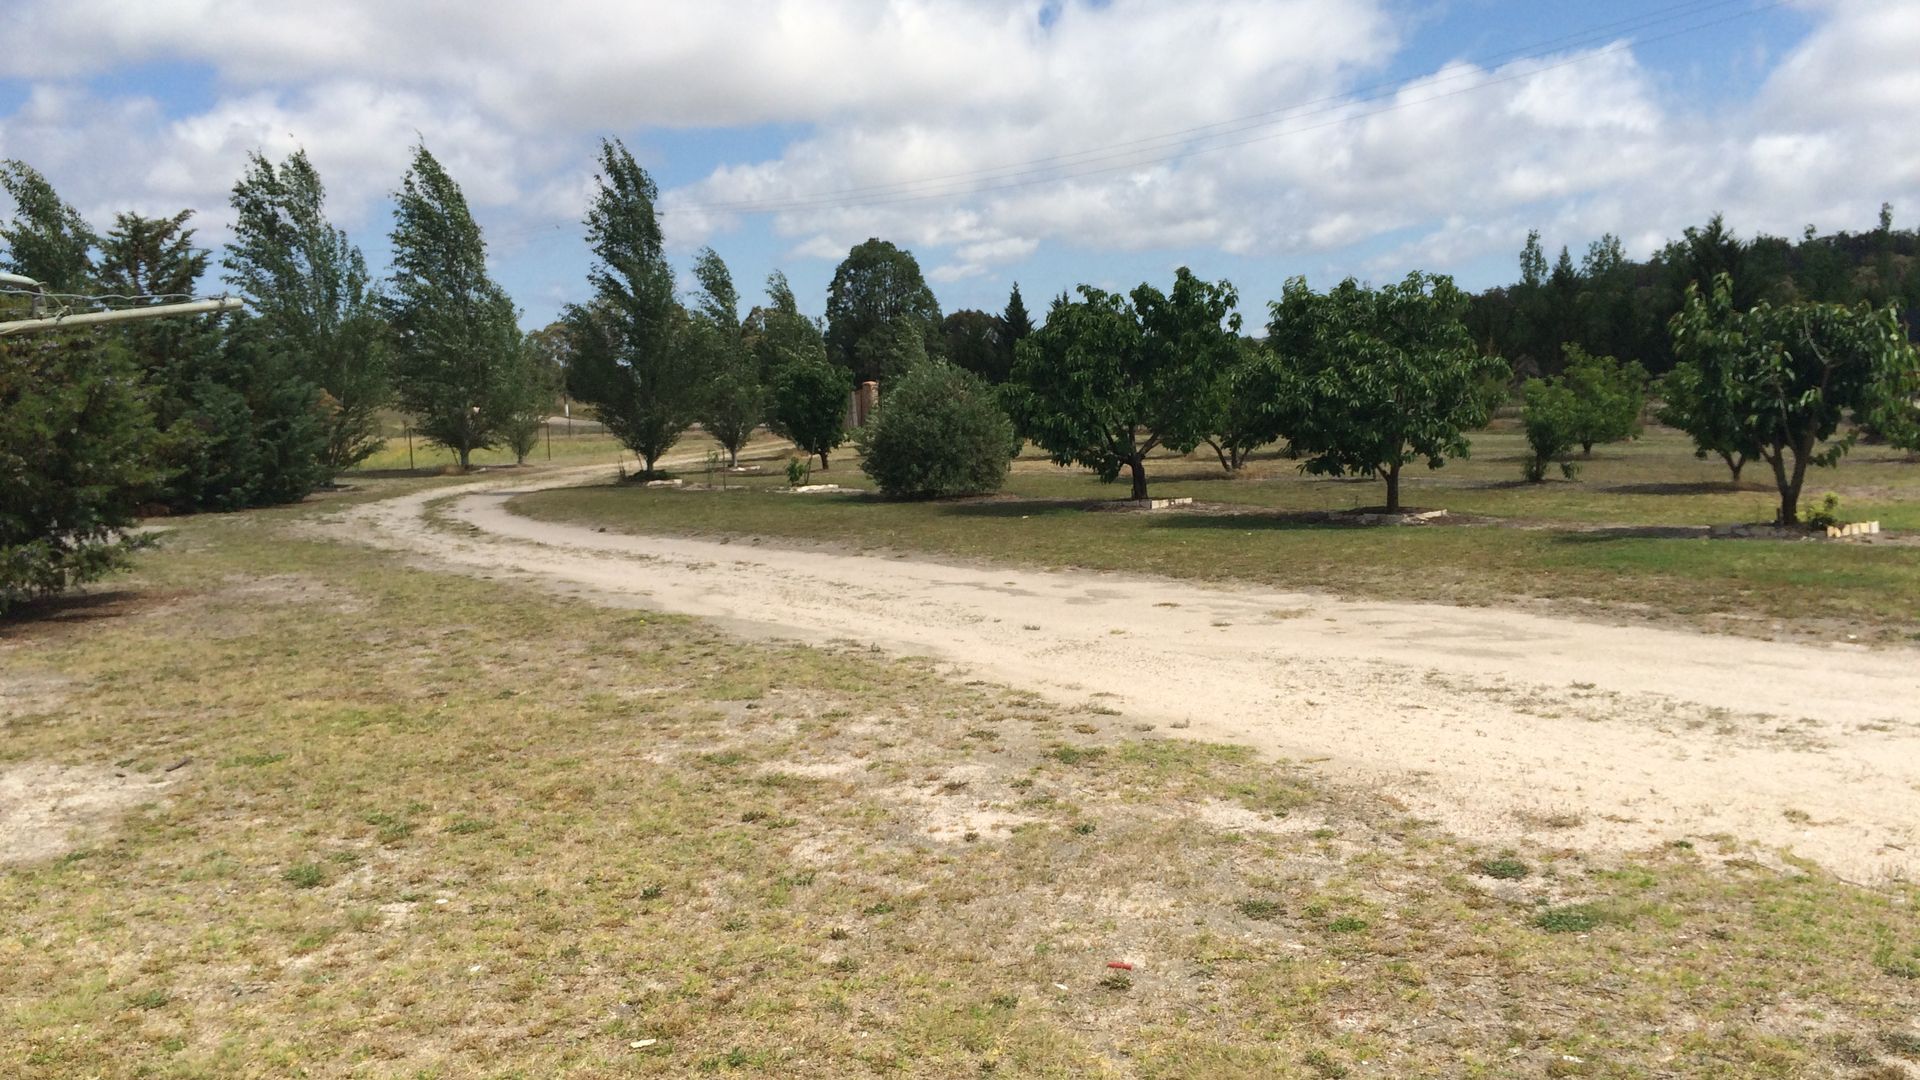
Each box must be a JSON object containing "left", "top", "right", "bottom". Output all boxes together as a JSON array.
[
  {"left": 0, "top": 147, "right": 558, "bottom": 609},
  {"left": 1006, "top": 270, "right": 1504, "bottom": 510}
]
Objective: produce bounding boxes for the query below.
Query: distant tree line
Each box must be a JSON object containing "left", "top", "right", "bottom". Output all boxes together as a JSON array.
[{"left": 1468, "top": 207, "right": 1920, "bottom": 380}]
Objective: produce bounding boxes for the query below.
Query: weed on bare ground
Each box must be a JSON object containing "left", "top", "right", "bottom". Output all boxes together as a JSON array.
[{"left": 1, "top": 501, "right": 1916, "bottom": 1076}]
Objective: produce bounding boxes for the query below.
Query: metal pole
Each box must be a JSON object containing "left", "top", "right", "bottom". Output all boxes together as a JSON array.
[
  {"left": 406, "top": 428, "right": 415, "bottom": 471},
  {"left": 0, "top": 296, "right": 243, "bottom": 336},
  {"left": 545, "top": 420, "right": 552, "bottom": 461}
]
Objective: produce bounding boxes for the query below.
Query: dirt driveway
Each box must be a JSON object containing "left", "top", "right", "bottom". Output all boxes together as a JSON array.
[{"left": 330, "top": 463, "right": 1920, "bottom": 882}]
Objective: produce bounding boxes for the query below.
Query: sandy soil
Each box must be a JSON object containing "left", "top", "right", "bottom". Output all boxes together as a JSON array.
[
  {"left": 0, "top": 762, "right": 172, "bottom": 865},
  {"left": 329, "top": 463, "right": 1920, "bottom": 882}
]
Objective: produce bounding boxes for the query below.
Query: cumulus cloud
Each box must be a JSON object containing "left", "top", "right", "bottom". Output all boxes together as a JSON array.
[{"left": 0, "top": 0, "right": 1915, "bottom": 318}]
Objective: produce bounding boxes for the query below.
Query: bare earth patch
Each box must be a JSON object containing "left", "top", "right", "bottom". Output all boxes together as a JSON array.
[
  {"left": 0, "top": 762, "right": 170, "bottom": 865},
  {"left": 333, "top": 463, "right": 1920, "bottom": 882}
]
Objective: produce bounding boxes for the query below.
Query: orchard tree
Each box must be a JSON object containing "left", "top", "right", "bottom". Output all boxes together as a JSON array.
[
  {"left": 1007, "top": 268, "right": 1235, "bottom": 501},
  {"left": 1559, "top": 345, "right": 1648, "bottom": 456},
  {"left": 501, "top": 335, "right": 558, "bottom": 465},
  {"left": 750, "top": 270, "right": 846, "bottom": 467},
  {"left": 385, "top": 145, "right": 523, "bottom": 469},
  {"left": 770, "top": 351, "right": 850, "bottom": 470},
  {"left": 825, "top": 238, "right": 941, "bottom": 383},
  {"left": 1657, "top": 358, "right": 1754, "bottom": 486},
  {"left": 689, "top": 247, "right": 762, "bottom": 467},
  {"left": 0, "top": 160, "right": 96, "bottom": 289},
  {"left": 563, "top": 139, "right": 700, "bottom": 477},
  {"left": 1670, "top": 275, "right": 1915, "bottom": 524},
  {"left": 224, "top": 150, "right": 388, "bottom": 473},
  {"left": 1267, "top": 272, "right": 1504, "bottom": 512},
  {"left": 1202, "top": 337, "right": 1287, "bottom": 472},
  {"left": 1520, "top": 376, "right": 1583, "bottom": 482}
]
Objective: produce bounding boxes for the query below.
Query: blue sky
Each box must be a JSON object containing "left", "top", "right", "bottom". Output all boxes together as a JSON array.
[{"left": 1, "top": 1, "right": 1911, "bottom": 329}]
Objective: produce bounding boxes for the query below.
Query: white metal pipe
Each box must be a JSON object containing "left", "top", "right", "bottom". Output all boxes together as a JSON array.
[
  {"left": 0, "top": 272, "right": 45, "bottom": 290},
  {"left": 0, "top": 296, "right": 243, "bottom": 336}
]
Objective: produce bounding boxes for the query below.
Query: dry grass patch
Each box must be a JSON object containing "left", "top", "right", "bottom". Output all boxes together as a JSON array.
[{"left": 0, "top": 495, "right": 1916, "bottom": 1076}]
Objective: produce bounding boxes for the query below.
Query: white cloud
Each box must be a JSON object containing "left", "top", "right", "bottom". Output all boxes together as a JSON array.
[{"left": 0, "top": 0, "right": 1916, "bottom": 317}]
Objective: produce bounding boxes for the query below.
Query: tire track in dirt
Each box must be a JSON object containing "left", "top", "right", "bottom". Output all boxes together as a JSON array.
[{"left": 328, "top": 462, "right": 1920, "bottom": 882}]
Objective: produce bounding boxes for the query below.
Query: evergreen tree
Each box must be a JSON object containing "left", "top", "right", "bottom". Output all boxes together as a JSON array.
[
  {"left": 998, "top": 283, "right": 1034, "bottom": 378},
  {"left": 385, "top": 145, "right": 523, "bottom": 470},
  {"left": 755, "top": 271, "right": 849, "bottom": 469},
  {"left": 1, "top": 332, "right": 160, "bottom": 611},
  {"left": 563, "top": 138, "right": 700, "bottom": 477},
  {"left": 0, "top": 160, "right": 97, "bottom": 290},
  {"left": 224, "top": 150, "right": 388, "bottom": 473},
  {"left": 689, "top": 247, "right": 762, "bottom": 467}
]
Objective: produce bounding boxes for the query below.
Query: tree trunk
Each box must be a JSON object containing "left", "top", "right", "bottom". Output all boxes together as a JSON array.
[
  {"left": 727, "top": 446, "right": 739, "bottom": 468},
  {"left": 457, "top": 445, "right": 471, "bottom": 471},
  {"left": 1767, "top": 449, "right": 1796, "bottom": 525},
  {"left": 1720, "top": 452, "right": 1744, "bottom": 487},
  {"left": 818, "top": 450, "right": 830, "bottom": 471},
  {"left": 642, "top": 452, "right": 658, "bottom": 479},
  {"left": 1128, "top": 457, "right": 1149, "bottom": 501},
  {"left": 1209, "top": 441, "right": 1232, "bottom": 473},
  {"left": 1581, "top": 441, "right": 1594, "bottom": 458},
  {"left": 1384, "top": 460, "right": 1402, "bottom": 513},
  {"left": 1775, "top": 441, "right": 1813, "bottom": 526}
]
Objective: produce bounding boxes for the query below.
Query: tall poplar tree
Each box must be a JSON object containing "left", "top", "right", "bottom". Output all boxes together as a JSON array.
[
  {"left": 0, "top": 159, "right": 97, "bottom": 290},
  {"left": 689, "top": 247, "right": 763, "bottom": 467},
  {"left": 224, "top": 150, "right": 388, "bottom": 472},
  {"left": 564, "top": 138, "right": 701, "bottom": 477},
  {"left": 385, "top": 145, "right": 523, "bottom": 470}
]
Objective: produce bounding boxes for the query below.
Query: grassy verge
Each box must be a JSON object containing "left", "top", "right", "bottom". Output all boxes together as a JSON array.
[
  {"left": 511, "top": 428, "right": 1920, "bottom": 642},
  {"left": 2, "top": 484, "right": 1917, "bottom": 1076},
  {"left": 350, "top": 430, "right": 633, "bottom": 473}
]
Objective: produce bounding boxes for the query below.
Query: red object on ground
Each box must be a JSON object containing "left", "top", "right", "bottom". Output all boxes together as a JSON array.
[{"left": 1106, "top": 961, "right": 1133, "bottom": 971}]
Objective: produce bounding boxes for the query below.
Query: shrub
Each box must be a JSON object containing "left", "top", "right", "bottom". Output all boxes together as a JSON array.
[
  {"left": 856, "top": 361, "right": 1015, "bottom": 499},
  {"left": 1806, "top": 493, "right": 1844, "bottom": 531}
]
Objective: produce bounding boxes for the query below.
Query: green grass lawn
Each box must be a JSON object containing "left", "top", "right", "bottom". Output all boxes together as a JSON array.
[
  {"left": 3, "top": 484, "right": 1918, "bottom": 1076},
  {"left": 512, "top": 426, "right": 1920, "bottom": 642}
]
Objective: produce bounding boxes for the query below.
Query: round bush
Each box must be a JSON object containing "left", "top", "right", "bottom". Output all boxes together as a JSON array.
[{"left": 856, "top": 362, "right": 1015, "bottom": 499}]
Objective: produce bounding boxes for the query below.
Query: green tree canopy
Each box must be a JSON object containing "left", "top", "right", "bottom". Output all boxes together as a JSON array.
[
  {"left": 825, "top": 238, "right": 941, "bottom": 383},
  {"left": 1007, "top": 268, "right": 1235, "bottom": 501},
  {"left": 1267, "top": 272, "right": 1504, "bottom": 512},
  {"left": 1, "top": 334, "right": 159, "bottom": 611},
  {"left": 1558, "top": 345, "right": 1648, "bottom": 456},
  {"left": 1669, "top": 274, "right": 1915, "bottom": 524},
  {"left": 940, "top": 309, "right": 1006, "bottom": 384},
  {"left": 224, "top": 149, "right": 388, "bottom": 472},
  {"left": 1201, "top": 337, "right": 1288, "bottom": 472},
  {"left": 0, "top": 160, "right": 97, "bottom": 290},
  {"left": 688, "top": 247, "right": 762, "bottom": 467},
  {"left": 563, "top": 138, "right": 700, "bottom": 477},
  {"left": 385, "top": 144, "right": 524, "bottom": 470}
]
